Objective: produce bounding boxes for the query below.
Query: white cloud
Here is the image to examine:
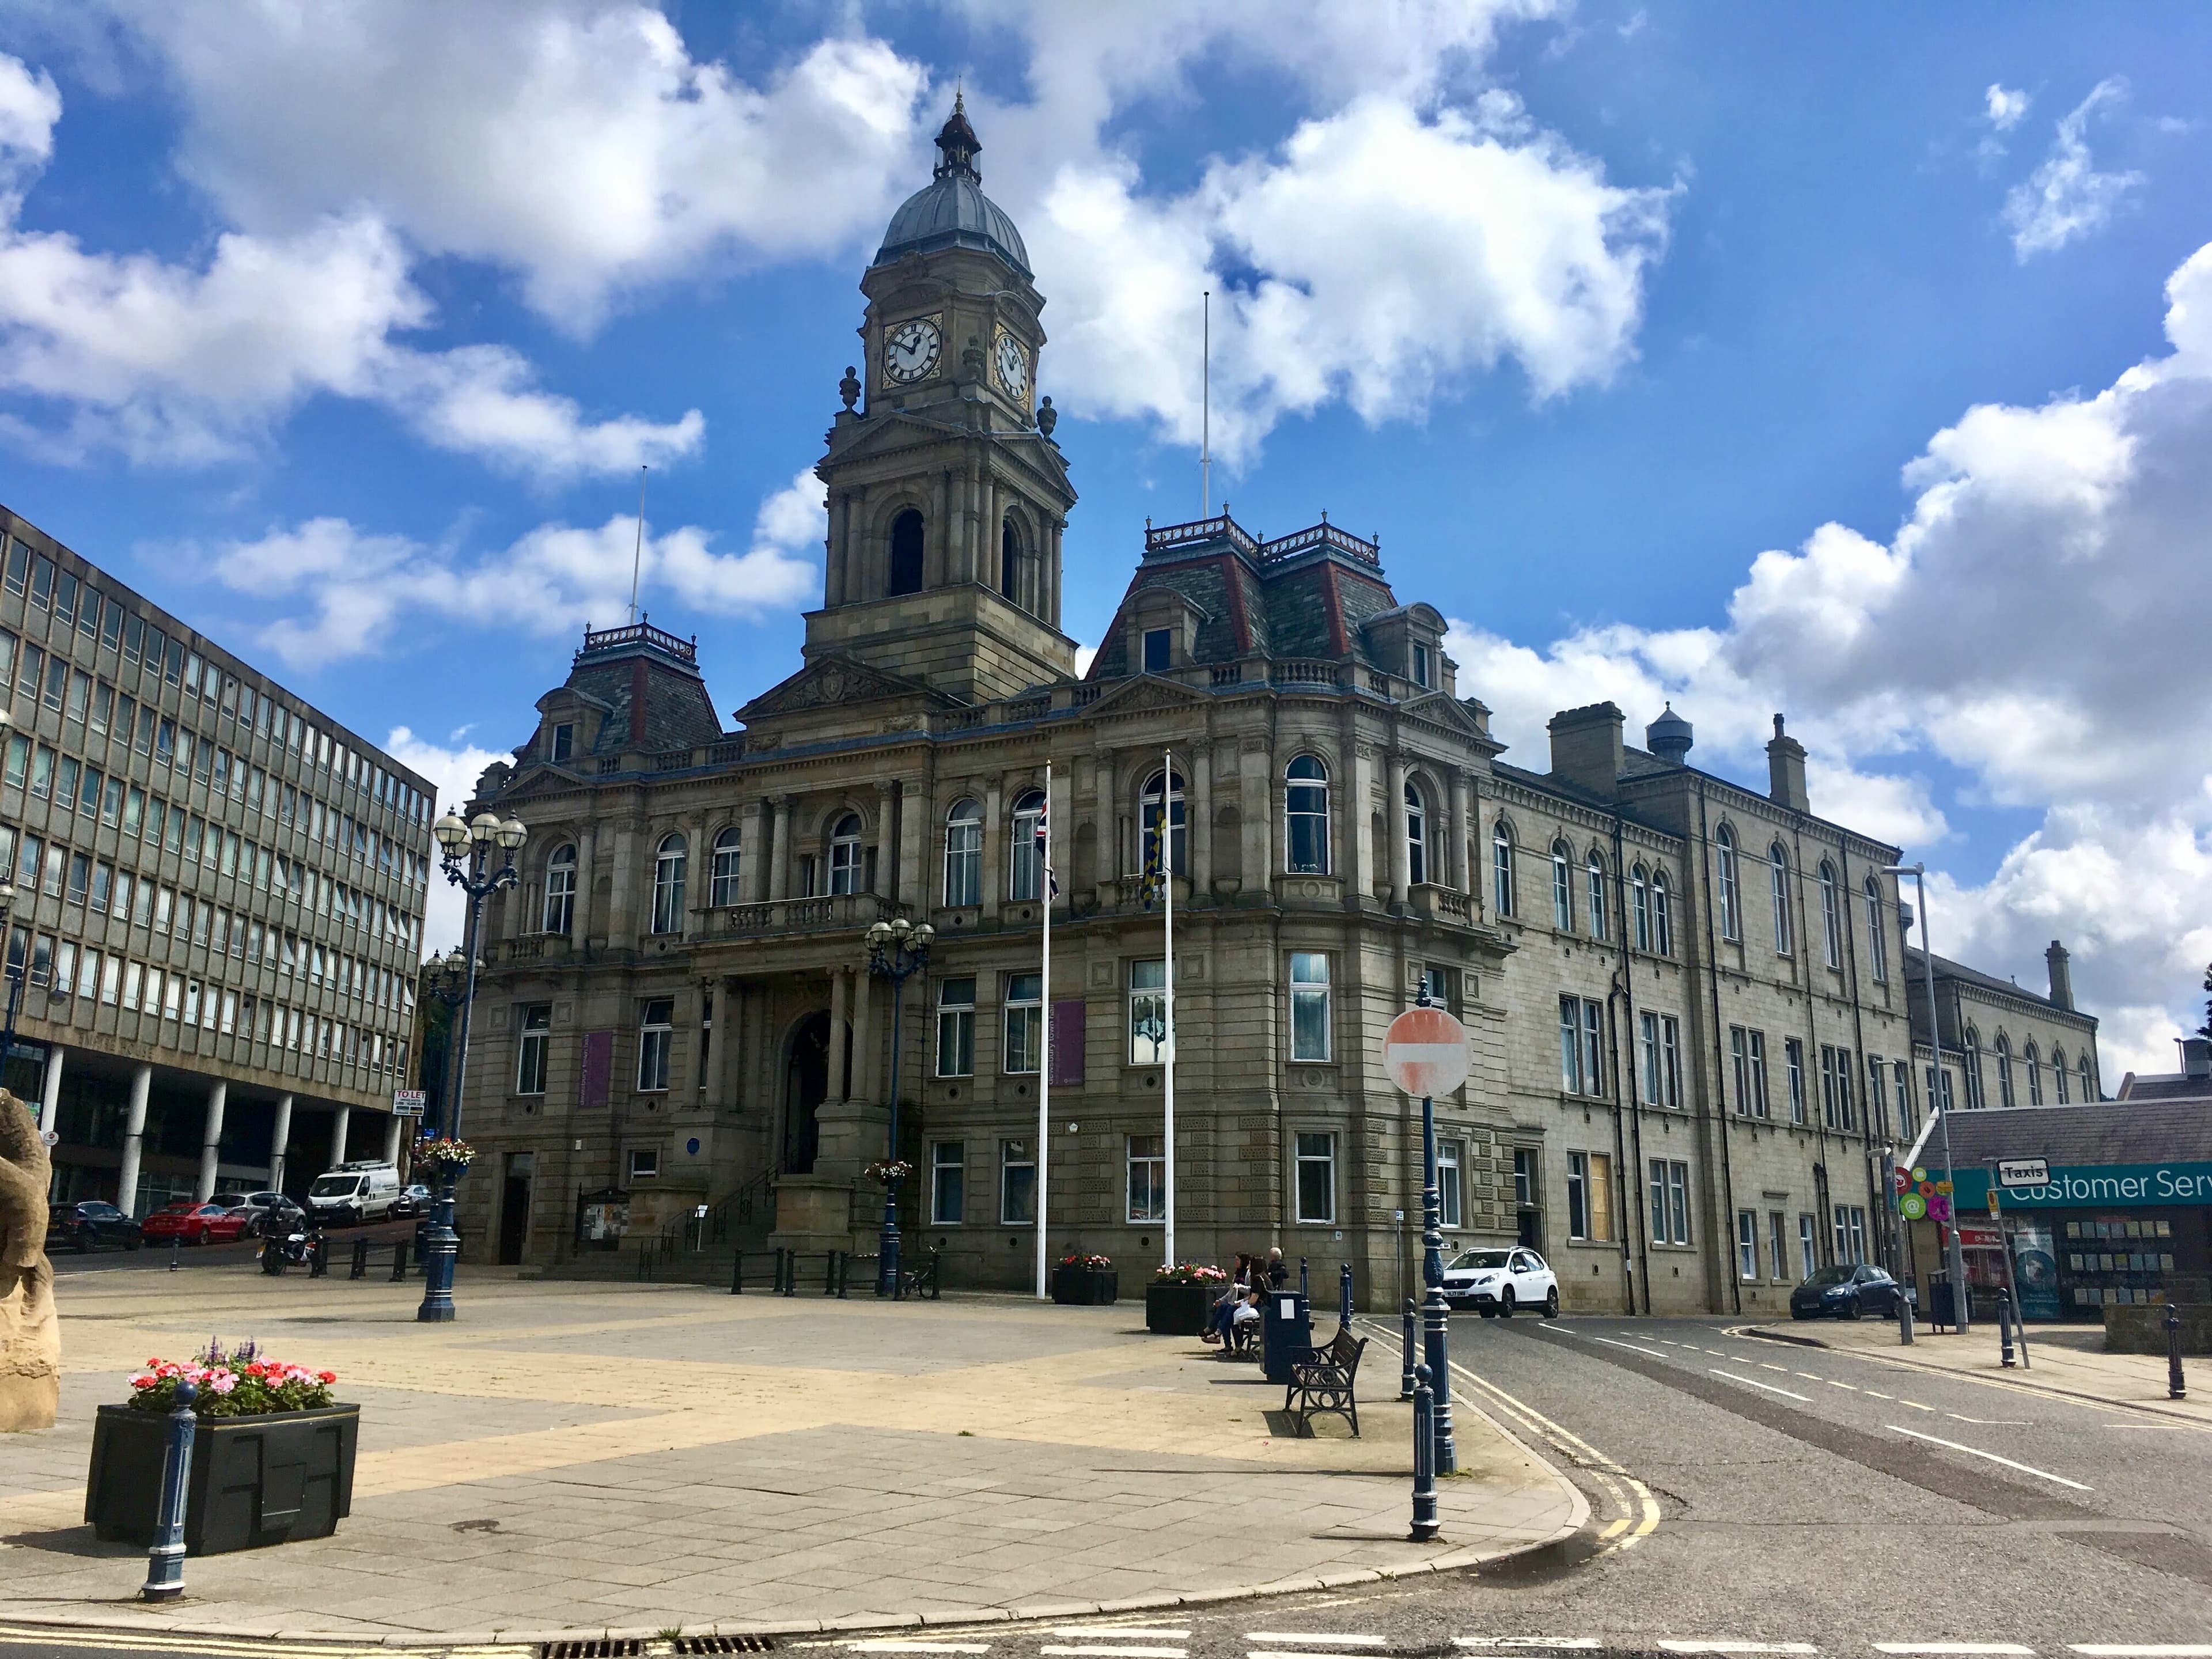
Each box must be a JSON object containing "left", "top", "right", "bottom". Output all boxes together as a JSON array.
[
  {"left": 1983, "top": 84, "right": 2031, "bottom": 132},
  {"left": 2002, "top": 76, "right": 2142, "bottom": 260},
  {"left": 207, "top": 481, "right": 818, "bottom": 667},
  {"left": 1448, "top": 240, "right": 2212, "bottom": 1078},
  {"left": 383, "top": 725, "right": 507, "bottom": 955}
]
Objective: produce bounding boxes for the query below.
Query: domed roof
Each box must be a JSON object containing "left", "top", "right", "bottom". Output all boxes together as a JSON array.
[
  {"left": 1645, "top": 702, "right": 1694, "bottom": 764},
  {"left": 872, "top": 95, "right": 1031, "bottom": 277}
]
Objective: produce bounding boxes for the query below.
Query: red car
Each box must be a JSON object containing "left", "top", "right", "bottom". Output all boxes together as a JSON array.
[{"left": 139, "top": 1202, "right": 254, "bottom": 1245}]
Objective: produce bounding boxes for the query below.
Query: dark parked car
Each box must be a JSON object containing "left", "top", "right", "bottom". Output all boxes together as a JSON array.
[
  {"left": 232, "top": 1191, "right": 307, "bottom": 1236},
  {"left": 393, "top": 1184, "right": 431, "bottom": 1218},
  {"left": 46, "top": 1200, "right": 143, "bottom": 1255},
  {"left": 1791, "top": 1263, "right": 1902, "bottom": 1320}
]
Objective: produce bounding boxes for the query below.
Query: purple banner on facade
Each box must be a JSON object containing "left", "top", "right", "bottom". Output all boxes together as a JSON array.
[
  {"left": 579, "top": 1030, "right": 613, "bottom": 1109},
  {"left": 1049, "top": 1000, "right": 1084, "bottom": 1087}
]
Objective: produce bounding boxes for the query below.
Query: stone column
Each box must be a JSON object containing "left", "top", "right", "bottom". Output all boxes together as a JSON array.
[
  {"left": 768, "top": 798, "right": 791, "bottom": 902},
  {"left": 750, "top": 798, "right": 772, "bottom": 902},
  {"left": 36, "top": 1043, "right": 63, "bottom": 1137},
  {"left": 330, "top": 1104, "right": 351, "bottom": 1166},
  {"left": 1386, "top": 753, "right": 1411, "bottom": 907},
  {"left": 573, "top": 827, "right": 598, "bottom": 944},
  {"left": 1190, "top": 746, "right": 1214, "bottom": 893},
  {"left": 1350, "top": 742, "right": 1377, "bottom": 902},
  {"left": 1450, "top": 771, "right": 1472, "bottom": 893},
  {"left": 117, "top": 1062, "right": 153, "bottom": 1216},
  {"left": 608, "top": 826, "right": 637, "bottom": 940},
  {"left": 686, "top": 812, "right": 711, "bottom": 928},
  {"left": 827, "top": 969, "right": 850, "bottom": 1104},
  {"left": 1088, "top": 749, "right": 1114, "bottom": 902},
  {"left": 980, "top": 774, "right": 1005, "bottom": 919},
  {"left": 269, "top": 1093, "right": 294, "bottom": 1191},
  {"left": 382, "top": 1112, "right": 403, "bottom": 1162},
  {"left": 194, "top": 1079, "right": 228, "bottom": 1202},
  {"left": 852, "top": 968, "right": 877, "bottom": 1106},
  {"left": 1240, "top": 737, "right": 1271, "bottom": 893},
  {"left": 1047, "top": 521, "right": 1064, "bottom": 629},
  {"left": 897, "top": 781, "right": 924, "bottom": 907},
  {"left": 701, "top": 980, "right": 728, "bottom": 1109},
  {"left": 875, "top": 781, "right": 897, "bottom": 900}
]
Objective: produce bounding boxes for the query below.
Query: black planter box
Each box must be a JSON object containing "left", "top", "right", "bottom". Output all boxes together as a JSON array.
[
  {"left": 1052, "top": 1266, "right": 1120, "bottom": 1306},
  {"left": 86, "top": 1403, "right": 358, "bottom": 1555},
  {"left": 1146, "top": 1279, "right": 1218, "bottom": 1335}
]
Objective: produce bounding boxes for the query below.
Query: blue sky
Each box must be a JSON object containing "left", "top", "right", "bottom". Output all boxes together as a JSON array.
[{"left": 1, "top": 2, "right": 2208, "bottom": 1073}]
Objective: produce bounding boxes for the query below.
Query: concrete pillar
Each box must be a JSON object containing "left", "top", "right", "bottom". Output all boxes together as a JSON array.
[
  {"left": 382, "top": 1111, "right": 403, "bottom": 1163},
  {"left": 852, "top": 967, "right": 877, "bottom": 1106},
  {"left": 270, "top": 1093, "right": 294, "bottom": 1191},
  {"left": 980, "top": 775, "right": 1004, "bottom": 919},
  {"left": 117, "top": 1062, "right": 153, "bottom": 1216},
  {"left": 897, "top": 781, "right": 923, "bottom": 906},
  {"left": 330, "top": 1103, "right": 351, "bottom": 1166},
  {"left": 768, "top": 798, "right": 791, "bottom": 902},
  {"left": 1047, "top": 521, "right": 1063, "bottom": 629},
  {"left": 1449, "top": 770, "right": 1472, "bottom": 893},
  {"left": 194, "top": 1079, "right": 228, "bottom": 1202},
  {"left": 1387, "top": 753, "right": 1411, "bottom": 907},
  {"left": 607, "top": 826, "right": 637, "bottom": 939},
  {"left": 827, "top": 969, "right": 850, "bottom": 1103},
  {"left": 37, "top": 1043, "right": 63, "bottom": 1136},
  {"left": 875, "top": 781, "right": 897, "bottom": 900},
  {"left": 1240, "top": 738, "right": 1271, "bottom": 893},
  {"left": 573, "top": 827, "right": 598, "bottom": 944}
]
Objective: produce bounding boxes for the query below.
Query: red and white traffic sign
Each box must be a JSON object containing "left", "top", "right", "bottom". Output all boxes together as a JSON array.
[{"left": 1384, "top": 1005, "right": 1469, "bottom": 1098}]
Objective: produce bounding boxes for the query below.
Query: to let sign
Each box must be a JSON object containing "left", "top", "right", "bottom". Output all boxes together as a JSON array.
[
  {"left": 1384, "top": 1005, "right": 1469, "bottom": 1099},
  {"left": 1997, "top": 1157, "right": 2050, "bottom": 1187},
  {"left": 391, "top": 1090, "right": 426, "bottom": 1118}
]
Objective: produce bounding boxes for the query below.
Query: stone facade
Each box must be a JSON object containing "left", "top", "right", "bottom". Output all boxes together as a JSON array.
[{"left": 449, "top": 103, "right": 2100, "bottom": 1313}]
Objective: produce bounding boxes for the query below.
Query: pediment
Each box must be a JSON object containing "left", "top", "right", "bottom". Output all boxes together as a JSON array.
[
  {"left": 1400, "top": 689, "right": 1494, "bottom": 742},
  {"left": 1080, "top": 674, "right": 1211, "bottom": 720},
  {"left": 821, "top": 412, "right": 1071, "bottom": 493},
  {"left": 736, "top": 653, "right": 957, "bottom": 722}
]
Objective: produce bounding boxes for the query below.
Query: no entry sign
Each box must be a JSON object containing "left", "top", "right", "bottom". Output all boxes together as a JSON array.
[{"left": 1384, "top": 1005, "right": 1469, "bottom": 1098}]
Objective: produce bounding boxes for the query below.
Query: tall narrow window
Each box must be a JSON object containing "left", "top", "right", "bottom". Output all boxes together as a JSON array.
[
  {"left": 1000, "top": 521, "right": 1021, "bottom": 607},
  {"left": 1127, "top": 1134, "right": 1166, "bottom": 1222},
  {"left": 1412, "top": 641, "right": 1433, "bottom": 688},
  {"left": 550, "top": 722, "right": 575, "bottom": 763},
  {"left": 1737, "top": 1211, "right": 1760, "bottom": 1280},
  {"left": 827, "top": 812, "right": 863, "bottom": 895},
  {"left": 1587, "top": 851, "right": 1608, "bottom": 940},
  {"left": 931, "top": 1142, "right": 965, "bottom": 1224},
  {"left": 1551, "top": 839, "right": 1573, "bottom": 930},
  {"left": 651, "top": 835, "right": 687, "bottom": 933},
  {"left": 1406, "top": 783, "right": 1430, "bottom": 886},
  {"left": 1128, "top": 959, "right": 1168, "bottom": 1063},
  {"left": 1142, "top": 770, "right": 1187, "bottom": 876},
  {"left": 2079, "top": 1054, "right": 2093, "bottom": 1103},
  {"left": 710, "top": 827, "right": 743, "bottom": 907},
  {"left": 1009, "top": 789, "right": 1046, "bottom": 900},
  {"left": 2052, "top": 1047, "right": 2070, "bottom": 1103},
  {"left": 999, "top": 1138, "right": 1036, "bottom": 1224},
  {"left": 1289, "top": 952, "right": 1331, "bottom": 1061},
  {"left": 1568, "top": 1151, "right": 1591, "bottom": 1240},
  {"left": 1631, "top": 864, "right": 1651, "bottom": 951},
  {"left": 944, "top": 799, "right": 982, "bottom": 906},
  {"left": 637, "top": 998, "right": 673, "bottom": 1092},
  {"left": 2025, "top": 1042, "right": 2043, "bottom": 1105},
  {"left": 543, "top": 845, "right": 576, "bottom": 934},
  {"left": 1786, "top": 1038, "right": 1806, "bottom": 1124},
  {"left": 1142, "top": 628, "right": 1172, "bottom": 672},
  {"left": 1561, "top": 995, "right": 1585, "bottom": 1095},
  {"left": 1652, "top": 870, "right": 1674, "bottom": 956},
  {"left": 1438, "top": 1139, "right": 1464, "bottom": 1228},
  {"left": 1819, "top": 861, "right": 1843, "bottom": 968},
  {"left": 1769, "top": 842, "right": 1793, "bottom": 956},
  {"left": 1294, "top": 1132, "right": 1336, "bottom": 1224},
  {"left": 516, "top": 1005, "right": 551, "bottom": 1094},
  {"left": 1492, "top": 820, "right": 1516, "bottom": 917},
  {"left": 1865, "top": 876, "right": 1888, "bottom": 981},
  {"left": 888, "top": 508, "right": 925, "bottom": 596},
  {"left": 1003, "top": 972, "right": 1043, "bottom": 1073},
  {"left": 937, "top": 978, "right": 976, "bottom": 1077},
  {"left": 1963, "top": 1027, "right": 1983, "bottom": 1108},
  {"left": 1715, "top": 826, "right": 1741, "bottom": 940},
  {"left": 1867, "top": 1054, "right": 1891, "bottom": 1134},
  {"left": 1285, "top": 755, "right": 1330, "bottom": 874}
]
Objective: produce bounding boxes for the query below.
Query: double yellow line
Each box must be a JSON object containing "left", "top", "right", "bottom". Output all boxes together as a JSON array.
[{"left": 0, "top": 1621, "right": 532, "bottom": 1659}]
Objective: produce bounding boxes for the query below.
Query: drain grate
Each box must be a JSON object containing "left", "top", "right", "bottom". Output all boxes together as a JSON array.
[
  {"left": 541, "top": 1642, "right": 646, "bottom": 1659},
  {"left": 537, "top": 1638, "right": 774, "bottom": 1659},
  {"left": 673, "top": 1639, "right": 775, "bottom": 1654}
]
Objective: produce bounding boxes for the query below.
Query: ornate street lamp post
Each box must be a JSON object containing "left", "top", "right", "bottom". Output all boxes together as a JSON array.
[
  {"left": 418, "top": 950, "right": 475, "bottom": 1141},
  {"left": 417, "top": 809, "right": 526, "bottom": 1324},
  {"left": 864, "top": 916, "right": 934, "bottom": 1296}
]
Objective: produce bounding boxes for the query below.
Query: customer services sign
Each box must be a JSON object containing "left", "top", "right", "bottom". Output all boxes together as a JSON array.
[{"left": 1949, "top": 1162, "right": 2212, "bottom": 1210}]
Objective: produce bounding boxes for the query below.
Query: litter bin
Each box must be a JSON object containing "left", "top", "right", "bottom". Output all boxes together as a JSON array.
[
  {"left": 1262, "top": 1290, "right": 1313, "bottom": 1384},
  {"left": 1927, "top": 1275, "right": 1957, "bottom": 1331}
]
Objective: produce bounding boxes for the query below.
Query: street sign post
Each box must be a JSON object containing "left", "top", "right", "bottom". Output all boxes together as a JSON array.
[
  {"left": 1996, "top": 1157, "right": 2050, "bottom": 1188},
  {"left": 1384, "top": 999, "right": 1468, "bottom": 1481}
]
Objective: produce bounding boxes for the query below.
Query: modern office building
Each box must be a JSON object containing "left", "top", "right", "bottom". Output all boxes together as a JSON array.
[{"left": 0, "top": 503, "right": 435, "bottom": 1214}]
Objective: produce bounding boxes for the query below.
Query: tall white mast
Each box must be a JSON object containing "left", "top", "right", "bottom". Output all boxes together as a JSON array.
[
  {"left": 1035, "top": 759, "right": 1052, "bottom": 1300},
  {"left": 1162, "top": 745, "right": 1177, "bottom": 1270},
  {"left": 627, "top": 465, "right": 649, "bottom": 625},
  {"left": 1200, "top": 293, "right": 1211, "bottom": 518}
]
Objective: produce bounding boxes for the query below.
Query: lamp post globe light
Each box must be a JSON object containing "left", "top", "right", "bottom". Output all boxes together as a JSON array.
[
  {"left": 863, "top": 915, "right": 934, "bottom": 1296},
  {"left": 416, "top": 809, "right": 527, "bottom": 1324}
]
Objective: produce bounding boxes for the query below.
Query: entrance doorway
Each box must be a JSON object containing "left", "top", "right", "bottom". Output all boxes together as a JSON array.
[
  {"left": 783, "top": 1012, "right": 830, "bottom": 1174},
  {"left": 498, "top": 1151, "right": 535, "bottom": 1264}
]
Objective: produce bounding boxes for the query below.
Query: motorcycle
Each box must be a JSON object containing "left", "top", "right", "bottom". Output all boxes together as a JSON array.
[{"left": 260, "top": 1226, "right": 327, "bottom": 1275}]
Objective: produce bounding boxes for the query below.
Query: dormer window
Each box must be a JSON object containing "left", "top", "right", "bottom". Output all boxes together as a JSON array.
[
  {"left": 1412, "top": 643, "right": 1433, "bottom": 690},
  {"left": 1142, "top": 628, "right": 1172, "bottom": 673},
  {"left": 550, "top": 722, "right": 574, "bottom": 763}
]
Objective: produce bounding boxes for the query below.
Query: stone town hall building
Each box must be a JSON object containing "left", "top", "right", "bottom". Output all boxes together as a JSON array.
[{"left": 455, "top": 101, "right": 2097, "bottom": 1315}]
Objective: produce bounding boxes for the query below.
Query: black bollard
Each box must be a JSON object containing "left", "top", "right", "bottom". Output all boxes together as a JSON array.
[
  {"left": 168, "top": 1234, "right": 180, "bottom": 1272},
  {"left": 1340, "top": 1261, "right": 1355, "bottom": 1327},
  {"left": 140, "top": 1379, "right": 198, "bottom": 1601},
  {"left": 1400, "top": 1297, "right": 1416, "bottom": 1402},
  {"left": 2169, "top": 1302, "right": 2188, "bottom": 1400},
  {"left": 309, "top": 1233, "right": 328, "bottom": 1277},
  {"left": 389, "top": 1240, "right": 408, "bottom": 1282},
  {"left": 350, "top": 1237, "right": 368, "bottom": 1280},
  {"left": 730, "top": 1249, "right": 744, "bottom": 1296},
  {"left": 1299, "top": 1255, "right": 1309, "bottom": 1298},
  {"left": 824, "top": 1251, "right": 838, "bottom": 1296},
  {"left": 1411, "top": 1362, "right": 1440, "bottom": 1541},
  {"left": 836, "top": 1250, "right": 849, "bottom": 1300},
  {"left": 1998, "top": 1287, "right": 2016, "bottom": 1368}
]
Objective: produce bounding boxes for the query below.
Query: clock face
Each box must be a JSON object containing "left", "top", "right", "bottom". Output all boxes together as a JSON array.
[
  {"left": 993, "top": 330, "right": 1030, "bottom": 400},
  {"left": 882, "top": 316, "right": 942, "bottom": 384}
]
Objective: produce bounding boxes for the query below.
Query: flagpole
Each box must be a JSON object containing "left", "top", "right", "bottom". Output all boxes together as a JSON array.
[
  {"left": 1163, "top": 747, "right": 1177, "bottom": 1272},
  {"left": 1036, "top": 760, "right": 1052, "bottom": 1301}
]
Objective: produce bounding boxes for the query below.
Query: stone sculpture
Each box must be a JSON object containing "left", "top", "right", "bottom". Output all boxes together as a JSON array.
[{"left": 0, "top": 1088, "right": 58, "bottom": 1431}]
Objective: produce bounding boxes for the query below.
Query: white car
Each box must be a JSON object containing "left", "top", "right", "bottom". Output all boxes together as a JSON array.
[{"left": 1441, "top": 1246, "right": 1559, "bottom": 1319}]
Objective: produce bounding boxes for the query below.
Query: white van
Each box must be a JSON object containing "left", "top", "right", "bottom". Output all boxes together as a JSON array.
[{"left": 306, "top": 1161, "right": 402, "bottom": 1225}]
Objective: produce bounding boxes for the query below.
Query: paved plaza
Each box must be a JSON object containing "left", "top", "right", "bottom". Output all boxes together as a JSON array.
[{"left": 0, "top": 1268, "right": 1579, "bottom": 1641}]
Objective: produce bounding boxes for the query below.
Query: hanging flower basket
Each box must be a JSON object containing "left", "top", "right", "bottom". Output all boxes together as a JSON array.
[
  {"left": 864, "top": 1159, "right": 914, "bottom": 1186},
  {"left": 414, "top": 1137, "right": 475, "bottom": 1172}
]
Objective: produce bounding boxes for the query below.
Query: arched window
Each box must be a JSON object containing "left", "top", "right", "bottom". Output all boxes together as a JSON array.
[
  {"left": 2024, "top": 1042, "right": 2043, "bottom": 1105},
  {"left": 1819, "top": 860, "right": 1843, "bottom": 968},
  {"left": 1587, "top": 850, "right": 1608, "bottom": 941},
  {"left": 1652, "top": 870, "right": 1674, "bottom": 956},
  {"left": 1715, "top": 825, "right": 1740, "bottom": 940},
  {"left": 542, "top": 844, "right": 576, "bottom": 935},
  {"left": 650, "top": 834, "right": 687, "bottom": 934},
  {"left": 1963, "top": 1025, "right": 1983, "bottom": 1109},
  {"left": 1995, "top": 1036, "right": 2014, "bottom": 1108},
  {"left": 944, "top": 799, "right": 982, "bottom": 907},
  {"left": 1865, "top": 876, "right": 1888, "bottom": 982},
  {"left": 888, "top": 508, "right": 925, "bottom": 597},
  {"left": 2052, "top": 1047, "right": 2070, "bottom": 1103},
  {"left": 1009, "top": 789, "right": 1046, "bottom": 900},
  {"left": 1285, "top": 755, "right": 1330, "bottom": 874},
  {"left": 1142, "top": 769, "right": 1187, "bottom": 877},
  {"left": 1492, "top": 820, "right": 1516, "bottom": 918},
  {"left": 710, "top": 826, "right": 743, "bottom": 907},
  {"left": 1406, "top": 783, "right": 1430, "bottom": 887},
  {"left": 2079, "top": 1054, "right": 2093, "bottom": 1103},
  {"left": 1768, "top": 842, "right": 1793, "bottom": 956},
  {"left": 828, "top": 812, "right": 863, "bottom": 895},
  {"left": 1550, "top": 839, "right": 1573, "bottom": 930},
  {"left": 1631, "top": 863, "right": 1652, "bottom": 952}
]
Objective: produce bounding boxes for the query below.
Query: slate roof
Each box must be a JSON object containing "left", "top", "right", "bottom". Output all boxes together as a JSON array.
[
  {"left": 1905, "top": 946, "right": 2077, "bottom": 1016},
  {"left": 562, "top": 626, "right": 724, "bottom": 755},
  {"left": 2117, "top": 1074, "right": 2212, "bottom": 1104},
  {"left": 1933, "top": 1100, "right": 2212, "bottom": 1166}
]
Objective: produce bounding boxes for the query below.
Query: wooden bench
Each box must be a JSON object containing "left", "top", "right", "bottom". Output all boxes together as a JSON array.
[{"left": 1283, "top": 1326, "right": 1367, "bottom": 1436}]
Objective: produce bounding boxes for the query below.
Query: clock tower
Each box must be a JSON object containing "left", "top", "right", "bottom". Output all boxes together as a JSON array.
[{"left": 806, "top": 95, "right": 1077, "bottom": 703}]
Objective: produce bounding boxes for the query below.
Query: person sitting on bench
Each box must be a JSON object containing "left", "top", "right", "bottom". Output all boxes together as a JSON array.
[{"left": 1203, "top": 1286, "right": 1264, "bottom": 1350}]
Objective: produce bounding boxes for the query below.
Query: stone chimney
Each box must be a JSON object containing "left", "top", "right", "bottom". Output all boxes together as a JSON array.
[
  {"left": 1765, "top": 713, "right": 1808, "bottom": 812},
  {"left": 2045, "top": 939, "right": 2074, "bottom": 1011},
  {"left": 1548, "top": 702, "right": 1626, "bottom": 798},
  {"left": 2181, "top": 1037, "right": 2211, "bottom": 1081}
]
